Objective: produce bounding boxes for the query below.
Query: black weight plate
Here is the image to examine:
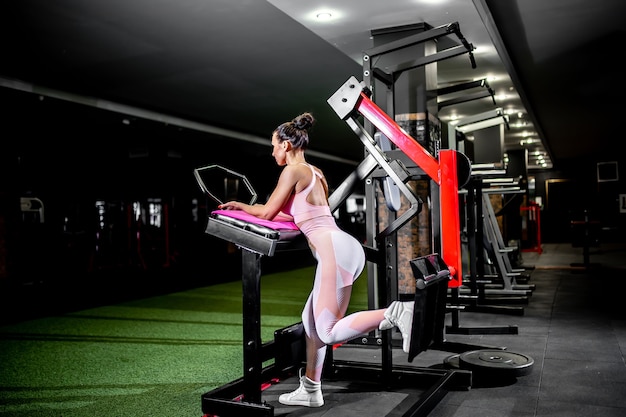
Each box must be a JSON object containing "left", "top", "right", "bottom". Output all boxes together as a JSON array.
[
  {"left": 456, "top": 151, "right": 472, "bottom": 188},
  {"left": 443, "top": 354, "right": 460, "bottom": 369},
  {"left": 459, "top": 349, "right": 534, "bottom": 377}
]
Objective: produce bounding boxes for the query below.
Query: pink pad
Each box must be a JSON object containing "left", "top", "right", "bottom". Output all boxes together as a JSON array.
[{"left": 211, "top": 209, "right": 299, "bottom": 230}]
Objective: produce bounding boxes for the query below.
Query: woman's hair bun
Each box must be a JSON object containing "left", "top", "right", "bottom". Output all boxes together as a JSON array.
[{"left": 293, "top": 112, "right": 314, "bottom": 131}]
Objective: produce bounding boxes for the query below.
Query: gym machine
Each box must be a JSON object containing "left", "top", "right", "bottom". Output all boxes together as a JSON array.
[
  {"left": 197, "top": 77, "right": 477, "bottom": 417},
  {"left": 481, "top": 190, "right": 535, "bottom": 292},
  {"left": 456, "top": 172, "right": 532, "bottom": 317},
  {"left": 448, "top": 170, "right": 538, "bottom": 328},
  {"left": 197, "top": 22, "right": 536, "bottom": 415}
]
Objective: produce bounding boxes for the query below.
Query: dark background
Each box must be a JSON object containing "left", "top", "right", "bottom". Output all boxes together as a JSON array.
[{"left": 1, "top": 1, "right": 625, "bottom": 321}]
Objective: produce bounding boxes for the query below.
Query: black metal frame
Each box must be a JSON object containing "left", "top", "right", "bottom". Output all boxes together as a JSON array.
[
  {"left": 200, "top": 217, "right": 472, "bottom": 416},
  {"left": 199, "top": 148, "right": 473, "bottom": 417},
  {"left": 199, "top": 22, "right": 480, "bottom": 412}
]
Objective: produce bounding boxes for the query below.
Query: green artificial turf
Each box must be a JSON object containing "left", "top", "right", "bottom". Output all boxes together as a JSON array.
[{"left": 0, "top": 265, "right": 368, "bottom": 417}]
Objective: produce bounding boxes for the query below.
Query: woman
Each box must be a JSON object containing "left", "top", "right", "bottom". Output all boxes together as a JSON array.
[{"left": 218, "top": 112, "right": 413, "bottom": 408}]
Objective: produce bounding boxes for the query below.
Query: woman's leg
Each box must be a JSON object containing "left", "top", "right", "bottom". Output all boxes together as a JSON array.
[
  {"left": 305, "top": 232, "right": 386, "bottom": 381},
  {"left": 280, "top": 231, "right": 406, "bottom": 407},
  {"left": 301, "top": 293, "right": 327, "bottom": 381}
]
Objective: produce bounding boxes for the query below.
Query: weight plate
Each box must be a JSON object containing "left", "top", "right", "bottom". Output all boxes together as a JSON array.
[
  {"left": 459, "top": 349, "right": 534, "bottom": 377},
  {"left": 455, "top": 151, "right": 472, "bottom": 188},
  {"left": 443, "top": 354, "right": 460, "bottom": 369}
]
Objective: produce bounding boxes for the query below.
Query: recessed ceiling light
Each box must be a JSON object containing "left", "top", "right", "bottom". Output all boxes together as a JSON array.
[{"left": 316, "top": 12, "right": 332, "bottom": 20}]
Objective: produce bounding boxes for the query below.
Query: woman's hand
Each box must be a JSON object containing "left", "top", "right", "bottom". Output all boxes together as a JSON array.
[{"left": 218, "top": 201, "right": 245, "bottom": 210}]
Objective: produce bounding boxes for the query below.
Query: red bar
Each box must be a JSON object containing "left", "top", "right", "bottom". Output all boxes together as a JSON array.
[
  {"left": 520, "top": 203, "right": 542, "bottom": 254},
  {"left": 355, "top": 92, "right": 463, "bottom": 285},
  {"left": 356, "top": 92, "right": 440, "bottom": 185},
  {"left": 439, "top": 150, "right": 462, "bottom": 287}
]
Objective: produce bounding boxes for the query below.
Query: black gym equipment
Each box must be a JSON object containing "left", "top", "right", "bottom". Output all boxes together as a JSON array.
[
  {"left": 480, "top": 191, "right": 535, "bottom": 293},
  {"left": 570, "top": 209, "right": 601, "bottom": 268},
  {"left": 451, "top": 172, "right": 532, "bottom": 324},
  {"left": 196, "top": 68, "right": 479, "bottom": 414},
  {"left": 195, "top": 22, "right": 534, "bottom": 417},
  {"left": 198, "top": 206, "right": 471, "bottom": 417}
]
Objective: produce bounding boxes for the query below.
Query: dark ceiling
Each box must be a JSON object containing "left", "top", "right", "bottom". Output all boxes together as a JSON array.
[
  {"left": 483, "top": 0, "right": 626, "bottom": 164},
  {"left": 1, "top": 0, "right": 625, "bottom": 178}
]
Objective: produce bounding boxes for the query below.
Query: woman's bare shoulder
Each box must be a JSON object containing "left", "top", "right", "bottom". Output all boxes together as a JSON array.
[
  {"left": 279, "top": 164, "right": 308, "bottom": 185},
  {"left": 308, "top": 164, "right": 325, "bottom": 177}
]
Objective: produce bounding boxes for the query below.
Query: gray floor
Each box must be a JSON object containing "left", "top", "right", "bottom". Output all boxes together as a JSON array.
[{"left": 263, "top": 243, "right": 626, "bottom": 417}]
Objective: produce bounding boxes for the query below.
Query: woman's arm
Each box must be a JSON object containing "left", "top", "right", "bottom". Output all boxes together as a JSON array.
[
  {"left": 218, "top": 166, "right": 299, "bottom": 220},
  {"left": 272, "top": 211, "right": 294, "bottom": 222}
]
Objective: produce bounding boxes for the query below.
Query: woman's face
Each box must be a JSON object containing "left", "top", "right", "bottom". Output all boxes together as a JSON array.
[{"left": 271, "top": 133, "right": 288, "bottom": 166}]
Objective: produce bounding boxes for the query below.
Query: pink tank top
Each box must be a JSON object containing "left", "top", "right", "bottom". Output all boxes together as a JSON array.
[{"left": 283, "top": 164, "right": 332, "bottom": 225}]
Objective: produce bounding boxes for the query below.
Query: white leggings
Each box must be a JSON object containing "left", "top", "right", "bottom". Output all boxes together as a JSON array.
[{"left": 300, "top": 226, "right": 387, "bottom": 382}]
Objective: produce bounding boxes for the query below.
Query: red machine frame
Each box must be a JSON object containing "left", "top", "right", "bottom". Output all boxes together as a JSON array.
[{"left": 327, "top": 76, "right": 468, "bottom": 288}]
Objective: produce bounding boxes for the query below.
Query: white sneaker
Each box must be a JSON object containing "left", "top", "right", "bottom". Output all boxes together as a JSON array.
[
  {"left": 379, "top": 318, "right": 394, "bottom": 331},
  {"left": 278, "top": 372, "right": 324, "bottom": 407},
  {"left": 382, "top": 301, "right": 414, "bottom": 353}
]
